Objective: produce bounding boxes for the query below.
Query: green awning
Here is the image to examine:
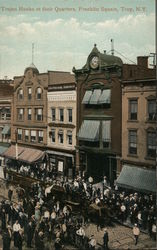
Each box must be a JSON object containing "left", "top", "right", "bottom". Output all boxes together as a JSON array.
[
  {"left": 0, "top": 145, "right": 10, "bottom": 155},
  {"left": 89, "top": 89, "right": 101, "bottom": 104},
  {"left": 102, "top": 120, "right": 111, "bottom": 141},
  {"left": 116, "top": 165, "right": 156, "bottom": 193},
  {"left": 98, "top": 89, "right": 111, "bottom": 104},
  {"left": 2, "top": 125, "right": 11, "bottom": 135},
  {"left": 77, "top": 120, "right": 100, "bottom": 141},
  {"left": 82, "top": 90, "right": 92, "bottom": 104}
]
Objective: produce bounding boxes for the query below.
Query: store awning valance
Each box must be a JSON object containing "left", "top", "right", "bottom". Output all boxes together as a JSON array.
[
  {"left": 2, "top": 125, "right": 11, "bottom": 135},
  {"left": 77, "top": 120, "right": 100, "bottom": 141},
  {"left": 98, "top": 89, "right": 111, "bottom": 104},
  {"left": 116, "top": 165, "right": 156, "bottom": 193},
  {"left": 2, "top": 145, "right": 45, "bottom": 164}
]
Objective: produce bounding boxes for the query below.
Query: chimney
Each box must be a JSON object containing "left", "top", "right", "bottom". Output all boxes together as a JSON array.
[{"left": 137, "top": 56, "right": 148, "bottom": 68}]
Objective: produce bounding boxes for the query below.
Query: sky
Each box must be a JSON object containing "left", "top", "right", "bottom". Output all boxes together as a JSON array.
[{"left": 0, "top": 0, "right": 155, "bottom": 79}]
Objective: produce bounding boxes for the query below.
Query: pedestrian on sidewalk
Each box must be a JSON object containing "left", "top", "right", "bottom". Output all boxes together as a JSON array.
[
  {"left": 103, "top": 228, "right": 109, "bottom": 250},
  {"left": 133, "top": 223, "right": 140, "bottom": 245},
  {"left": 8, "top": 185, "right": 13, "bottom": 201}
]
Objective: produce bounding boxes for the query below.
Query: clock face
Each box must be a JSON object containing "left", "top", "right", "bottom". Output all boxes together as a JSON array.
[{"left": 90, "top": 56, "right": 99, "bottom": 69}]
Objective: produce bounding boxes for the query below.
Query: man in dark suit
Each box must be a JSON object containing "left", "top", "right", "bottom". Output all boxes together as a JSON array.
[{"left": 103, "top": 228, "right": 109, "bottom": 250}]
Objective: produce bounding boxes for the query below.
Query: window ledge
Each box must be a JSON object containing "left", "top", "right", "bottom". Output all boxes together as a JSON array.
[
  {"left": 145, "top": 120, "right": 156, "bottom": 123},
  {"left": 127, "top": 154, "right": 138, "bottom": 158},
  {"left": 145, "top": 156, "right": 156, "bottom": 161},
  {"left": 127, "top": 120, "right": 138, "bottom": 123}
]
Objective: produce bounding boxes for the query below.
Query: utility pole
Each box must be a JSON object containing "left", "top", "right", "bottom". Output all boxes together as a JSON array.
[
  {"left": 32, "top": 43, "right": 34, "bottom": 64},
  {"left": 111, "top": 39, "right": 114, "bottom": 55}
]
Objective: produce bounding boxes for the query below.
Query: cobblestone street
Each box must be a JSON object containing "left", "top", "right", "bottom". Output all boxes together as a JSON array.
[{"left": 85, "top": 223, "right": 156, "bottom": 249}]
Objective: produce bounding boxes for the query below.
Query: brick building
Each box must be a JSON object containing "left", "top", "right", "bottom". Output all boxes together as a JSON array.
[
  {"left": 73, "top": 44, "right": 123, "bottom": 184},
  {"left": 116, "top": 56, "right": 156, "bottom": 193},
  {"left": 0, "top": 80, "right": 13, "bottom": 143},
  {"left": 0, "top": 79, "right": 13, "bottom": 167}
]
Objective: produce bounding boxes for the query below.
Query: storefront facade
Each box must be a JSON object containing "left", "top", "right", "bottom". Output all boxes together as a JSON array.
[{"left": 73, "top": 44, "right": 123, "bottom": 184}]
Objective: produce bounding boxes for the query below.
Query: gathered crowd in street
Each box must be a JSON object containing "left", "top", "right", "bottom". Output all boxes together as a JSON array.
[{"left": 0, "top": 165, "right": 156, "bottom": 250}]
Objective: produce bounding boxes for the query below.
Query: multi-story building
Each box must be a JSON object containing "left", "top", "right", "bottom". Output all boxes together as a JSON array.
[
  {"left": 73, "top": 44, "right": 123, "bottom": 184},
  {"left": 3, "top": 64, "right": 76, "bottom": 179},
  {"left": 47, "top": 77, "right": 76, "bottom": 178},
  {"left": 0, "top": 79, "right": 13, "bottom": 168},
  {"left": 0, "top": 79, "right": 13, "bottom": 143},
  {"left": 3, "top": 64, "right": 47, "bottom": 167},
  {"left": 117, "top": 56, "right": 156, "bottom": 193}
]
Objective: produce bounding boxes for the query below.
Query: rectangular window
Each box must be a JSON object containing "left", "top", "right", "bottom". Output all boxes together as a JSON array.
[
  {"left": 59, "top": 108, "right": 64, "bottom": 122},
  {"left": 35, "top": 108, "right": 43, "bottom": 121},
  {"left": 58, "top": 130, "right": 63, "bottom": 143},
  {"left": 18, "top": 108, "right": 24, "bottom": 120},
  {"left": 129, "top": 130, "right": 137, "bottom": 155},
  {"left": 51, "top": 108, "right": 56, "bottom": 121},
  {"left": 68, "top": 108, "right": 72, "bottom": 123},
  {"left": 37, "top": 87, "right": 42, "bottom": 99},
  {"left": 51, "top": 129, "right": 55, "bottom": 143},
  {"left": 25, "top": 130, "right": 29, "bottom": 142},
  {"left": 18, "top": 89, "right": 23, "bottom": 100},
  {"left": 31, "top": 130, "right": 36, "bottom": 142},
  {"left": 148, "top": 99, "right": 156, "bottom": 121},
  {"left": 17, "top": 129, "right": 22, "bottom": 140},
  {"left": 147, "top": 131, "right": 156, "bottom": 158},
  {"left": 38, "top": 130, "right": 43, "bottom": 143},
  {"left": 28, "top": 108, "right": 32, "bottom": 120},
  {"left": 28, "top": 87, "right": 32, "bottom": 100},
  {"left": 129, "top": 99, "right": 138, "bottom": 120},
  {"left": 67, "top": 131, "right": 72, "bottom": 145}
]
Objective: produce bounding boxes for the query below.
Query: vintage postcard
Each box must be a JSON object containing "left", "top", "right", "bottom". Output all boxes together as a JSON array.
[{"left": 0, "top": 0, "right": 156, "bottom": 249}]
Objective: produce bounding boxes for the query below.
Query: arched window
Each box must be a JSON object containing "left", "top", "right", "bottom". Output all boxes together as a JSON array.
[
  {"left": 18, "top": 88, "right": 23, "bottom": 100},
  {"left": 36, "top": 87, "right": 42, "bottom": 99}
]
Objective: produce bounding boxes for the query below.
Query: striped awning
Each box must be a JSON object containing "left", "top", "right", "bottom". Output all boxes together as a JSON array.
[
  {"left": 89, "top": 89, "right": 101, "bottom": 104},
  {"left": 77, "top": 120, "right": 100, "bottom": 141},
  {"left": 116, "top": 165, "right": 156, "bottom": 193},
  {"left": 102, "top": 120, "right": 111, "bottom": 141},
  {"left": 98, "top": 89, "right": 111, "bottom": 104},
  {"left": 82, "top": 90, "right": 92, "bottom": 104},
  {"left": 2, "top": 145, "right": 45, "bottom": 164},
  {"left": 2, "top": 125, "right": 11, "bottom": 135}
]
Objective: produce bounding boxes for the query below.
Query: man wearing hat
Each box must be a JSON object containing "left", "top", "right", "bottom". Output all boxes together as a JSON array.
[
  {"left": 133, "top": 223, "right": 140, "bottom": 245},
  {"left": 103, "top": 228, "right": 109, "bottom": 250}
]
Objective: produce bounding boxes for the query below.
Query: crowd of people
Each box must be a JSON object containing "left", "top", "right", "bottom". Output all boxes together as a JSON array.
[{"left": 0, "top": 165, "right": 156, "bottom": 249}]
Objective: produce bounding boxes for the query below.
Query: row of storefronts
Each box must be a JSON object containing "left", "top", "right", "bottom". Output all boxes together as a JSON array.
[{"left": 0, "top": 45, "right": 156, "bottom": 192}]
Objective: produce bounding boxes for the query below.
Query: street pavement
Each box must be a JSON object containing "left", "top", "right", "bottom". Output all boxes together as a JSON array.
[{"left": 0, "top": 179, "right": 156, "bottom": 250}]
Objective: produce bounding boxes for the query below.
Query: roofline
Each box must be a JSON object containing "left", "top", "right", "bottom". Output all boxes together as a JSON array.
[
  {"left": 121, "top": 78, "right": 156, "bottom": 84},
  {"left": 47, "top": 70, "right": 73, "bottom": 74}
]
